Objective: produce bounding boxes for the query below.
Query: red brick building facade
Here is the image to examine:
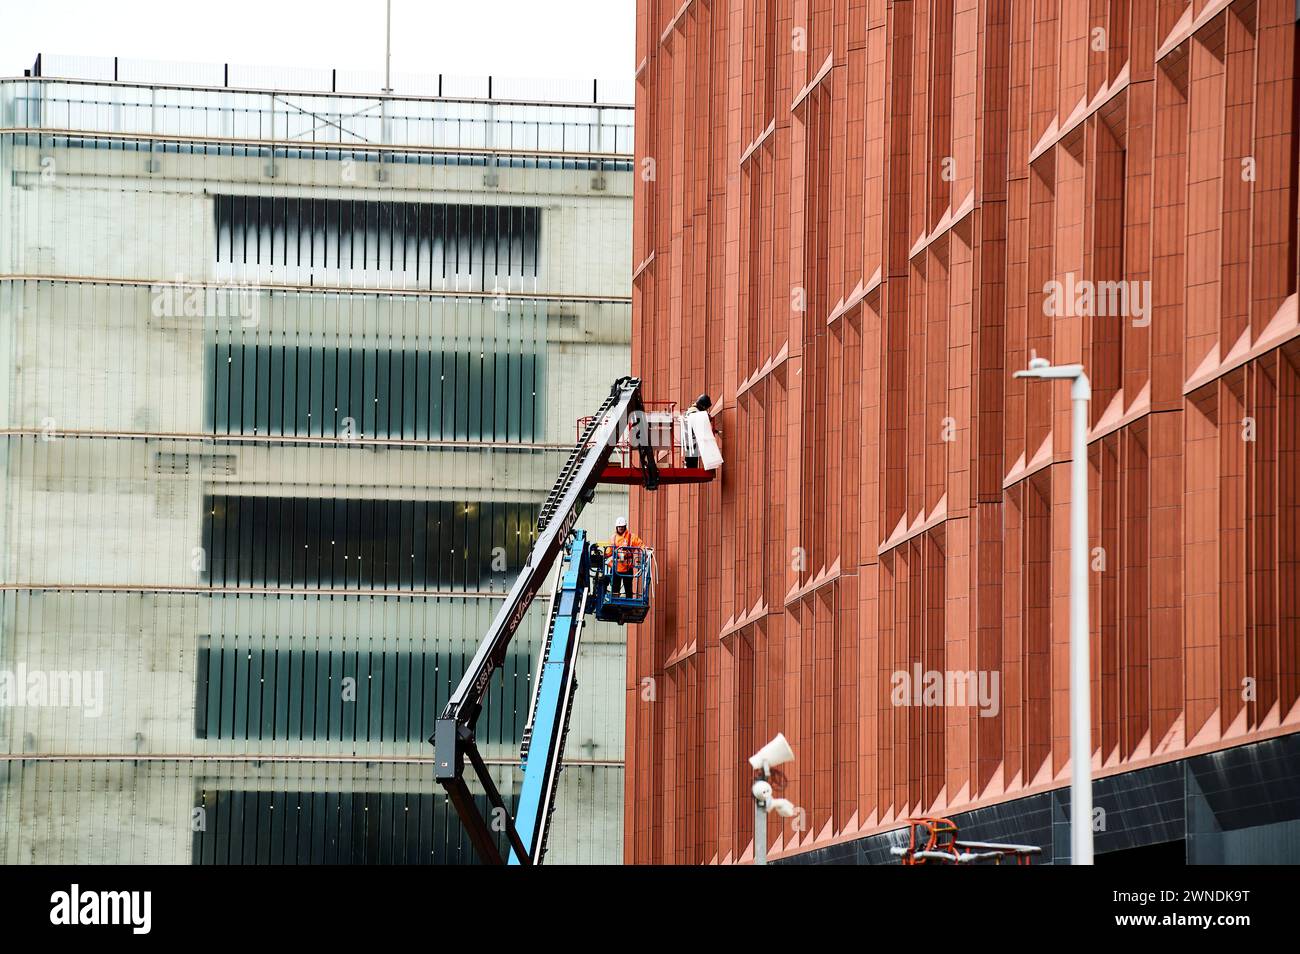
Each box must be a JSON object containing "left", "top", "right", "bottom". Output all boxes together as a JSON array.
[{"left": 627, "top": 0, "right": 1300, "bottom": 863}]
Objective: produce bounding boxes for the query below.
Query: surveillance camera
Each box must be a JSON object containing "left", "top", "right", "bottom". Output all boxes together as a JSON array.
[
  {"left": 770, "top": 798, "right": 797, "bottom": 818},
  {"left": 751, "top": 779, "right": 773, "bottom": 803},
  {"left": 748, "top": 733, "right": 795, "bottom": 773},
  {"left": 1028, "top": 356, "right": 1050, "bottom": 370}
]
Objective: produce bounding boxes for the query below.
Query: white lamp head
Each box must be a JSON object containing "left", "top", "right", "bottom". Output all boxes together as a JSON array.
[{"left": 749, "top": 733, "right": 795, "bottom": 773}]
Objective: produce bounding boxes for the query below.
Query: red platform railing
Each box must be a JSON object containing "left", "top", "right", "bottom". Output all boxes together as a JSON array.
[{"left": 576, "top": 401, "right": 717, "bottom": 485}]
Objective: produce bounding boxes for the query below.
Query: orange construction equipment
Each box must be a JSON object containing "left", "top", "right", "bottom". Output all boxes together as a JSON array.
[{"left": 891, "top": 817, "right": 1042, "bottom": 865}]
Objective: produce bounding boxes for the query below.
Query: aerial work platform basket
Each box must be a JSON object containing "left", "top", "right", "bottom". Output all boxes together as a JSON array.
[
  {"left": 577, "top": 401, "right": 721, "bottom": 486},
  {"left": 591, "top": 544, "right": 654, "bottom": 624}
]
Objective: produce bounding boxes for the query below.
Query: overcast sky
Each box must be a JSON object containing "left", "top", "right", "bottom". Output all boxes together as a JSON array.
[{"left": 0, "top": 0, "right": 636, "bottom": 84}]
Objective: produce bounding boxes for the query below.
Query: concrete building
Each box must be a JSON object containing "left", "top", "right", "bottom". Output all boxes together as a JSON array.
[
  {"left": 629, "top": 0, "right": 1300, "bottom": 863},
  {"left": 0, "top": 55, "right": 633, "bottom": 863}
]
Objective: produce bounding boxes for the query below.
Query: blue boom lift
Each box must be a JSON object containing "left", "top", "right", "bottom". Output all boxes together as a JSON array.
[
  {"left": 433, "top": 376, "right": 713, "bottom": 864},
  {"left": 506, "top": 528, "right": 650, "bottom": 864}
]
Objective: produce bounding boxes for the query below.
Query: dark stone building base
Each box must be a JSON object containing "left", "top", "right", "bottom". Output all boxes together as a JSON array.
[{"left": 778, "top": 734, "right": 1300, "bottom": 865}]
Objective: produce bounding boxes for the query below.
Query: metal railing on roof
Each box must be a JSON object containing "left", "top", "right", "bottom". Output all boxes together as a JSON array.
[
  {"left": 6, "top": 54, "right": 634, "bottom": 156},
  {"left": 25, "top": 53, "right": 635, "bottom": 105}
]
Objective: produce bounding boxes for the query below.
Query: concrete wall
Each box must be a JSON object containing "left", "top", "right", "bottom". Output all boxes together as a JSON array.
[{"left": 0, "top": 78, "right": 635, "bottom": 864}]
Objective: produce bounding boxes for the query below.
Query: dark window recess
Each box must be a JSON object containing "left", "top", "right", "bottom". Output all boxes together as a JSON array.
[
  {"left": 213, "top": 194, "right": 541, "bottom": 287},
  {"left": 192, "top": 787, "right": 509, "bottom": 865},
  {"left": 194, "top": 637, "right": 533, "bottom": 747},
  {"left": 201, "top": 495, "right": 537, "bottom": 590},
  {"left": 205, "top": 343, "right": 544, "bottom": 442}
]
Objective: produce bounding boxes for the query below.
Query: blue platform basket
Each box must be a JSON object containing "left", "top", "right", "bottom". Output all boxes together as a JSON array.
[{"left": 592, "top": 545, "right": 653, "bottom": 624}]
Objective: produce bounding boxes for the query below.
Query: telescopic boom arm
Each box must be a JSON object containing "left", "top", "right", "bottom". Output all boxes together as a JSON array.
[{"left": 432, "top": 376, "right": 658, "bottom": 863}]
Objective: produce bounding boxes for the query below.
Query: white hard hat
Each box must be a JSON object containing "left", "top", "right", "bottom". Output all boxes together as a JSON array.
[{"left": 615, "top": 515, "right": 627, "bottom": 528}]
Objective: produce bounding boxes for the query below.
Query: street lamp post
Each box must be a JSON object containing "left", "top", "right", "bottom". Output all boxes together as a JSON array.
[
  {"left": 749, "top": 733, "right": 795, "bottom": 866},
  {"left": 1013, "top": 357, "right": 1093, "bottom": 864}
]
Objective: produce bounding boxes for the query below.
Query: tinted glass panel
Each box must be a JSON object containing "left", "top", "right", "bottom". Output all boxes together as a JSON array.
[{"left": 202, "top": 495, "right": 537, "bottom": 590}]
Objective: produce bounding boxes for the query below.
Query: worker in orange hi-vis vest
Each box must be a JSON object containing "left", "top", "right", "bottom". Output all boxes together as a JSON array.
[{"left": 608, "top": 516, "right": 645, "bottom": 598}]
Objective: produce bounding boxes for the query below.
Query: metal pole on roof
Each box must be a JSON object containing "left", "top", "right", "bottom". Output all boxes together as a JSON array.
[
  {"left": 381, "top": 0, "right": 393, "bottom": 145},
  {"left": 384, "top": 0, "right": 392, "bottom": 94}
]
